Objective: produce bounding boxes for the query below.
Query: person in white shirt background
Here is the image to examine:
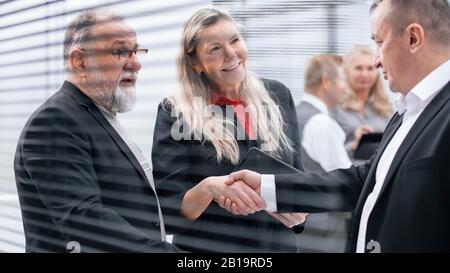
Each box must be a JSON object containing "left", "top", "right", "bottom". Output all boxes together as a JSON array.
[
  {"left": 296, "top": 54, "right": 352, "bottom": 173},
  {"left": 295, "top": 54, "right": 352, "bottom": 253},
  {"left": 219, "top": 0, "right": 450, "bottom": 253}
]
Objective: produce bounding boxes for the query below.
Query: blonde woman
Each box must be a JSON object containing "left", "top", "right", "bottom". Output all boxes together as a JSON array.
[
  {"left": 151, "top": 8, "right": 305, "bottom": 252},
  {"left": 330, "top": 45, "right": 393, "bottom": 157}
]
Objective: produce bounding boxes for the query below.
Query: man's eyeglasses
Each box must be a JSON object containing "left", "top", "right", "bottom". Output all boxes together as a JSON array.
[
  {"left": 80, "top": 48, "right": 149, "bottom": 60},
  {"left": 113, "top": 48, "right": 148, "bottom": 60}
]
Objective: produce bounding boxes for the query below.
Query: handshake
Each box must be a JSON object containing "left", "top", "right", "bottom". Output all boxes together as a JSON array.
[{"left": 205, "top": 169, "right": 308, "bottom": 228}]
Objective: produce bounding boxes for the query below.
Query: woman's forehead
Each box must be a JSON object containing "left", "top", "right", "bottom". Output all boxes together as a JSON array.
[{"left": 197, "top": 21, "right": 238, "bottom": 43}]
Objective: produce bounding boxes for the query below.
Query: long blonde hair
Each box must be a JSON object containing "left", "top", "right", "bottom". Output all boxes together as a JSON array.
[
  {"left": 342, "top": 45, "right": 392, "bottom": 117},
  {"left": 167, "top": 7, "right": 293, "bottom": 164}
]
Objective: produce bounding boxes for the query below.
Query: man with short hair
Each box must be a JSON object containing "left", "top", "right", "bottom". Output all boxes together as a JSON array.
[
  {"left": 226, "top": 0, "right": 450, "bottom": 252},
  {"left": 14, "top": 10, "right": 179, "bottom": 252},
  {"left": 295, "top": 54, "right": 352, "bottom": 253},
  {"left": 296, "top": 54, "right": 352, "bottom": 173}
]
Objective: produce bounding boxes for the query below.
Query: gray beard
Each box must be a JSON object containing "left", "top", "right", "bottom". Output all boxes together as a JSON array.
[{"left": 87, "top": 68, "right": 137, "bottom": 113}]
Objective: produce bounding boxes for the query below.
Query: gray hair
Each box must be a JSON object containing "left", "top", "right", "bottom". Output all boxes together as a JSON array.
[
  {"left": 63, "top": 9, "right": 124, "bottom": 67},
  {"left": 304, "top": 54, "right": 340, "bottom": 93},
  {"left": 370, "top": 0, "right": 450, "bottom": 47}
]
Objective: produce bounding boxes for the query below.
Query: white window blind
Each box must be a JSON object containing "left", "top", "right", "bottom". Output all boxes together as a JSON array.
[
  {"left": 2, "top": 0, "right": 436, "bottom": 253},
  {"left": 0, "top": 0, "right": 211, "bottom": 253}
]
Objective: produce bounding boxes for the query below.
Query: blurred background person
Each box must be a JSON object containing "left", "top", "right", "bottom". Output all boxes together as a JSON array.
[
  {"left": 331, "top": 45, "right": 393, "bottom": 161},
  {"left": 295, "top": 54, "right": 352, "bottom": 253},
  {"left": 297, "top": 54, "right": 351, "bottom": 173},
  {"left": 152, "top": 8, "right": 306, "bottom": 253}
]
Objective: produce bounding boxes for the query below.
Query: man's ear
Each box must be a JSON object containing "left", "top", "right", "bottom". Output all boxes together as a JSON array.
[
  {"left": 406, "top": 23, "right": 424, "bottom": 54},
  {"left": 68, "top": 48, "right": 86, "bottom": 77},
  {"left": 321, "top": 76, "right": 331, "bottom": 91}
]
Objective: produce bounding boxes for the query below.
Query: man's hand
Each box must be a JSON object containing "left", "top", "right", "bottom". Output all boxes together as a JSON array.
[
  {"left": 215, "top": 170, "right": 265, "bottom": 215},
  {"left": 227, "top": 169, "right": 262, "bottom": 193},
  {"left": 266, "top": 211, "right": 308, "bottom": 228},
  {"left": 207, "top": 176, "right": 265, "bottom": 215}
]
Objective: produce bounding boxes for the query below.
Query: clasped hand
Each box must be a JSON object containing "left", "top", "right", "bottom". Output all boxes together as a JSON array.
[{"left": 208, "top": 170, "right": 307, "bottom": 228}]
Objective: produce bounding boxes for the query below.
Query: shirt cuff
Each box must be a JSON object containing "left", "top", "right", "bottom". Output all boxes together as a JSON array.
[{"left": 260, "top": 174, "right": 277, "bottom": 212}]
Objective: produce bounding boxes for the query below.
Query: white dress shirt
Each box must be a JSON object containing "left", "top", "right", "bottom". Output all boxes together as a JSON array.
[
  {"left": 261, "top": 59, "right": 450, "bottom": 250},
  {"left": 301, "top": 94, "right": 352, "bottom": 172}
]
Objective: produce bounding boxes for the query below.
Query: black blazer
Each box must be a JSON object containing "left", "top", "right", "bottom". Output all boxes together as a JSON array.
[
  {"left": 14, "top": 81, "right": 178, "bottom": 253},
  {"left": 152, "top": 78, "right": 303, "bottom": 252},
  {"left": 274, "top": 81, "right": 450, "bottom": 252}
]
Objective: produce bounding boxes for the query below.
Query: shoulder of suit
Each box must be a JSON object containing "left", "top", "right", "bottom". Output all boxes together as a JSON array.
[
  {"left": 19, "top": 91, "right": 88, "bottom": 140},
  {"left": 261, "top": 78, "right": 290, "bottom": 93},
  {"left": 27, "top": 90, "right": 82, "bottom": 123},
  {"left": 260, "top": 77, "right": 292, "bottom": 104}
]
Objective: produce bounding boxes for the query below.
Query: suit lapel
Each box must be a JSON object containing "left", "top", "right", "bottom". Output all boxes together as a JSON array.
[
  {"left": 88, "top": 107, "right": 151, "bottom": 185},
  {"left": 376, "top": 82, "right": 450, "bottom": 201},
  {"left": 61, "top": 82, "right": 152, "bottom": 188},
  {"left": 347, "top": 112, "right": 403, "bottom": 252},
  {"left": 351, "top": 113, "right": 403, "bottom": 223}
]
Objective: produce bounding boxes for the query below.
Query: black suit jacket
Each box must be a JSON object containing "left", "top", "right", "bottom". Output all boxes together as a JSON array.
[
  {"left": 274, "top": 81, "right": 450, "bottom": 252},
  {"left": 152, "top": 78, "right": 304, "bottom": 252},
  {"left": 14, "top": 81, "right": 178, "bottom": 252}
]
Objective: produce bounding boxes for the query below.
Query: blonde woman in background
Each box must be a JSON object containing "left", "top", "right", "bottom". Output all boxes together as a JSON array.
[
  {"left": 331, "top": 45, "right": 393, "bottom": 159},
  {"left": 151, "top": 8, "right": 306, "bottom": 252}
]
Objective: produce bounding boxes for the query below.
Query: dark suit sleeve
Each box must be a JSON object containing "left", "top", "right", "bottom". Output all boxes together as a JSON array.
[
  {"left": 152, "top": 101, "right": 196, "bottom": 235},
  {"left": 275, "top": 112, "right": 405, "bottom": 213},
  {"left": 275, "top": 157, "right": 372, "bottom": 213},
  {"left": 19, "top": 106, "right": 177, "bottom": 252}
]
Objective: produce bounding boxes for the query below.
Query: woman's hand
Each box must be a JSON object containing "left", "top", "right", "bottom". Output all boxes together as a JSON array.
[
  {"left": 181, "top": 175, "right": 265, "bottom": 221},
  {"left": 351, "top": 125, "right": 374, "bottom": 151}
]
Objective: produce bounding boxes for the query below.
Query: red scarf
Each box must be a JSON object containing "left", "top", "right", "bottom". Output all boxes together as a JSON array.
[{"left": 210, "top": 92, "right": 257, "bottom": 140}]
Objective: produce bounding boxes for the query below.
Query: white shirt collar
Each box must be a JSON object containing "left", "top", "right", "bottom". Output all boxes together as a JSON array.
[
  {"left": 395, "top": 59, "right": 450, "bottom": 115},
  {"left": 94, "top": 103, "right": 116, "bottom": 119},
  {"left": 302, "top": 93, "right": 329, "bottom": 115}
]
